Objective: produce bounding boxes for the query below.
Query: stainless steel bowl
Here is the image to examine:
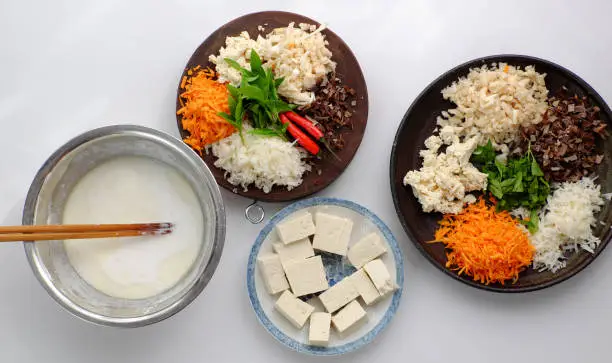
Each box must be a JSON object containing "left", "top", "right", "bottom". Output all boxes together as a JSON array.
[{"left": 22, "top": 125, "right": 225, "bottom": 327}]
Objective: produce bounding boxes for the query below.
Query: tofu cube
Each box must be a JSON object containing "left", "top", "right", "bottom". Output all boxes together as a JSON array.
[
  {"left": 348, "top": 268, "right": 381, "bottom": 305},
  {"left": 318, "top": 276, "right": 359, "bottom": 313},
  {"left": 363, "top": 259, "right": 396, "bottom": 295},
  {"left": 283, "top": 256, "right": 329, "bottom": 297},
  {"left": 257, "top": 254, "right": 289, "bottom": 295},
  {"left": 308, "top": 312, "right": 331, "bottom": 347},
  {"left": 272, "top": 238, "right": 314, "bottom": 268},
  {"left": 332, "top": 300, "right": 367, "bottom": 334},
  {"left": 347, "top": 233, "right": 387, "bottom": 268},
  {"left": 276, "top": 212, "right": 316, "bottom": 244},
  {"left": 275, "top": 290, "right": 315, "bottom": 329},
  {"left": 312, "top": 213, "right": 353, "bottom": 256}
]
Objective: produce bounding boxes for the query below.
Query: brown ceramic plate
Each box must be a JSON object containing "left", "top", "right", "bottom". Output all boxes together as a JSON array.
[
  {"left": 176, "top": 11, "right": 368, "bottom": 202},
  {"left": 390, "top": 55, "right": 612, "bottom": 292}
]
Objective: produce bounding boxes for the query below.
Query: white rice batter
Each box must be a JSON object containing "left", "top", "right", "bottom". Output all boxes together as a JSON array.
[{"left": 63, "top": 156, "right": 203, "bottom": 299}]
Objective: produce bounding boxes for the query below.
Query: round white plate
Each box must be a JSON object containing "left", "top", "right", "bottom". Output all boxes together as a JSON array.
[{"left": 247, "top": 197, "right": 404, "bottom": 355}]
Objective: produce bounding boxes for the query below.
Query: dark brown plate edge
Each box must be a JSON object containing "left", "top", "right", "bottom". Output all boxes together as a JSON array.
[
  {"left": 175, "top": 10, "right": 370, "bottom": 203},
  {"left": 389, "top": 54, "right": 612, "bottom": 293}
]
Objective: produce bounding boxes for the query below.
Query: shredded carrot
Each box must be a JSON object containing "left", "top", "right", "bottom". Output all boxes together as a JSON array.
[
  {"left": 431, "top": 197, "right": 534, "bottom": 285},
  {"left": 503, "top": 64, "right": 509, "bottom": 73},
  {"left": 177, "top": 68, "right": 235, "bottom": 152}
]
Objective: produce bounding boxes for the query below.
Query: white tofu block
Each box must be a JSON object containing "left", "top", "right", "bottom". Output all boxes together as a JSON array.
[
  {"left": 348, "top": 269, "right": 381, "bottom": 305},
  {"left": 363, "top": 259, "right": 396, "bottom": 295},
  {"left": 347, "top": 233, "right": 387, "bottom": 268},
  {"left": 257, "top": 254, "right": 289, "bottom": 295},
  {"left": 276, "top": 212, "right": 316, "bottom": 244},
  {"left": 332, "top": 300, "right": 368, "bottom": 334},
  {"left": 318, "top": 276, "right": 359, "bottom": 313},
  {"left": 275, "top": 290, "right": 315, "bottom": 329},
  {"left": 309, "top": 312, "right": 331, "bottom": 346},
  {"left": 272, "top": 238, "right": 314, "bottom": 268},
  {"left": 312, "top": 212, "right": 353, "bottom": 256},
  {"left": 284, "top": 256, "right": 329, "bottom": 297}
]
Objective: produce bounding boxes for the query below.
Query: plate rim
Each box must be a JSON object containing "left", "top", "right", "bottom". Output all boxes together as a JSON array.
[
  {"left": 389, "top": 54, "right": 612, "bottom": 293},
  {"left": 246, "top": 197, "right": 404, "bottom": 355},
  {"left": 175, "top": 10, "right": 369, "bottom": 203}
]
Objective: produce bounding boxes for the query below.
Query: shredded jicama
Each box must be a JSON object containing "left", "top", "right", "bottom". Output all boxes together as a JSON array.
[
  {"left": 177, "top": 68, "right": 235, "bottom": 152},
  {"left": 432, "top": 197, "right": 535, "bottom": 285}
]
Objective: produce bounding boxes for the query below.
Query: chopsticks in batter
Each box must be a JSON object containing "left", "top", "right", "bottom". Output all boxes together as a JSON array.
[{"left": 0, "top": 223, "right": 174, "bottom": 242}]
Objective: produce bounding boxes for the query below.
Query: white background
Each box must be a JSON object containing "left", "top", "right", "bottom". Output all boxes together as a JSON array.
[{"left": 0, "top": 0, "right": 611, "bottom": 362}]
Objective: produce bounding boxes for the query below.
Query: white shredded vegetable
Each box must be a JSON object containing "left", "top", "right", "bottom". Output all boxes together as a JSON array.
[
  {"left": 531, "top": 177, "right": 605, "bottom": 272},
  {"left": 211, "top": 129, "right": 311, "bottom": 193}
]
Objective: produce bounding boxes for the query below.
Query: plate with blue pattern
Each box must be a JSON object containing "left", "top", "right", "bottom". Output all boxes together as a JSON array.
[{"left": 247, "top": 197, "right": 404, "bottom": 355}]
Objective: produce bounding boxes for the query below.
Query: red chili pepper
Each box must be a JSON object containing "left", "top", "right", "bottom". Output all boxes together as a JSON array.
[
  {"left": 283, "top": 111, "right": 340, "bottom": 161},
  {"left": 284, "top": 111, "right": 324, "bottom": 140},
  {"left": 280, "top": 113, "right": 320, "bottom": 155}
]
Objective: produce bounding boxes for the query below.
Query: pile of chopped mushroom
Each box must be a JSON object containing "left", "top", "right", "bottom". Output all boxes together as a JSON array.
[
  {"left": 299, "top": 73, "right": 357, "bottom": 150},
  {"left": 519, "top": 87, "right": 608, "bottom": 182}
]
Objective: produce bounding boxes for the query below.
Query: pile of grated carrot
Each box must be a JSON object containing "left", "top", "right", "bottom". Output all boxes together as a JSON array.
[
  {"left": 177, "top": 67, "right": 235, "bottom": 153},
  {"left": 432, "top": 197, "right": 535, "bottom": 285}
]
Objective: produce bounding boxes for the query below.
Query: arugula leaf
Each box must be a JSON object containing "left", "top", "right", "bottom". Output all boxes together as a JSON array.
[
  {"left": 249, "top": 50, "right": 263, "bottom": 75},
  {"left": 489, "top": 179, "right": 504, "bottom": 199},
  {"left": 268, "top": 100, "right": 294, "bottom": 113},
  {"left": 249, "top": 128, "right": 283, "bottom": 137},
  {"left": 471, "top": 140, "right": 496, "bottom": 165},
  {"left": 470, "top": 139, "right": 551, "bottom": 233},
  {"left": 238, "top": 84, "right": 266, "bottom": 102},
  {"left": 224, "top": 58, "right": 245, "bottom": 72},
  {"left": 227, "top": 84, "right": 240, "bottom": 100},
  {"left": 495, "top": 159, "right": 506, "bottom": 179},
  {"left": 227, "top": 94, "right": 236, "bottom": 115},
  {"left": 513, "top": 172, "right": 523, "bottom": 193},
  {"left": 500, "top": 178, "right": 515, "bottom": 188},
  {"left": 218, "top": 112, "right": 240, "bottom": 129},
  {"left": 219, "top": 49, "right": 297, "bottom": 141},
  {"left": 244, "top": 75, "right": 260, "bottom": 83},
  {"left": 527, "top": 209, "right": 540, "bottom": 234},
  {"left": 531, "top": 158, "right": 544, "bottom": 176},
  {"left": 234, "top": 97, "right": 244, "bottom": 122}
]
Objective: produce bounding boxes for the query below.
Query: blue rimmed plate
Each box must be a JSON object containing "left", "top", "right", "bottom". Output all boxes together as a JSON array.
[{"left": 247, "top": 197, "right": 404, "bottom": 355}]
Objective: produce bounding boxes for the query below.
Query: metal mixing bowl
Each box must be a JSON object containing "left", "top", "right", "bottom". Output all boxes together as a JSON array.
[{"left": 22, "top": 125, "right": 225, "bottom": 327}]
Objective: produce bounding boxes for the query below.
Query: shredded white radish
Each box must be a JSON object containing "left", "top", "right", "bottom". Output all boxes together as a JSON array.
[
  {"left": 531, "top": 177, "right": 604, "bottom": 272},
  {"left": 211, "top": 129, "right": 310, "bottom": 193}
]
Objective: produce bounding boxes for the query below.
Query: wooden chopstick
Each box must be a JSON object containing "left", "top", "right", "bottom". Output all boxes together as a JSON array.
[
  {"left": 0, "top": 223, "right": 173, "bottom": 234},
  {"left": 0, "top": 223, "right": 174, "bottom": 242}
]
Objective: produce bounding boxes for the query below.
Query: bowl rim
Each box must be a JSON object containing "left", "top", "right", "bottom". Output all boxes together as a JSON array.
[
  {"left": 389, "top": 54, "right": 612, "bottom": 293},
  {"left": 246, "top": 197, "right": 404, "bottom": 355},
  {"left": 22, "top": 124, "right": 226, "bottom": 327}
]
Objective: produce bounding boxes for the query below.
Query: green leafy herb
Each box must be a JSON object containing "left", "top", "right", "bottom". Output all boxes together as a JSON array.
[
  {"left": 471, "top": 141, "right": 550, "bottom": 232},
  {"left": 471, "top": 140, "right": 497, "bottom": 165},
  {"left": 218, "top": 50, "right": 295, "bottom": 140}
]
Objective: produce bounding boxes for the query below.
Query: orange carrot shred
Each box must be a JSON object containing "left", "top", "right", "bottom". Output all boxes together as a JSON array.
[
  {"left": 177, "top": 68, "right": 235, "bottom": 152},
  {"left": 430, "top": 197, "right": 534, "bottom": 285},
  {"left": 503, "top": 65, "right": 509, "bottom": 73}
]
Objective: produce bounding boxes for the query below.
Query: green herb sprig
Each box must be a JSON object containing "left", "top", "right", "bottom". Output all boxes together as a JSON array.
[
  {"left": 217, "top": 50, "right": 294, "bottom": 140},
  {"left": 471, "top": 140, "right": 550, "bottom": 233}
]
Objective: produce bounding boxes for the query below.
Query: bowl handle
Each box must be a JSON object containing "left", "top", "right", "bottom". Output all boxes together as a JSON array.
[{"left": 245, "top": 200, "right": 265, "bottom": 224}]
